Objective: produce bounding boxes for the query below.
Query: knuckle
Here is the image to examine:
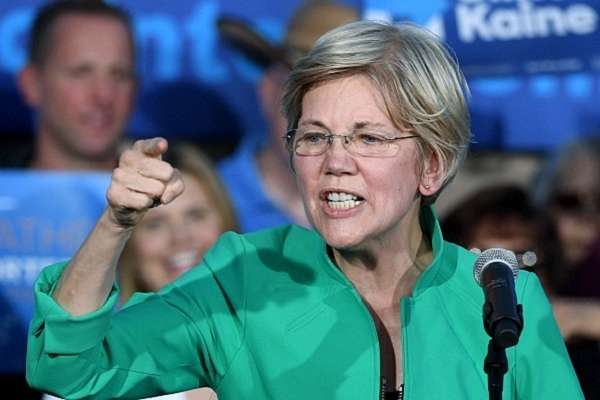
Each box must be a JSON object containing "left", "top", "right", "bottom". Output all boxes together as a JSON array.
[{"left": 119, "top": 149, "right": 137, "bottom": 166}]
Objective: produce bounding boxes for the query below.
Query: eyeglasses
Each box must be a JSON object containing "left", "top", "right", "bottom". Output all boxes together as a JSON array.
[
  {"left": 282, "top": 127, "right": 418, "bottom": 157},
  {"left": 552, "top": 191, "right": 600, "bottom": 216}
]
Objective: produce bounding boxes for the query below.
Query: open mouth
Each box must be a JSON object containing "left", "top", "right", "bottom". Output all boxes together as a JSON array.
[{"left": 167, "top": 251, "right": 200, "bottom": 271}]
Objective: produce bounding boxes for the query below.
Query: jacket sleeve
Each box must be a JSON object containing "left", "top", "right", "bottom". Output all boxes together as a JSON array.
[
  {"left": 26, "top": 261, "right": 120, "bottom": 397},
  {"left": 25, "top": 261, "right": 218, "bottom": 399}
]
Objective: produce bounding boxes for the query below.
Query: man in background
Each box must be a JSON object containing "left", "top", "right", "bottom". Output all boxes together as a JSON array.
[{"left": 8, "top": 0, "right": 136, "bottom": 170}]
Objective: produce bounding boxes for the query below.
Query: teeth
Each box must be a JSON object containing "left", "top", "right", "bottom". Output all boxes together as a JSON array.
[
  {"left": 168, "top": 251, "right": 199, "bottom": 270},
  {"left": 327, "top": 192, "right": 357, "bottom": 201},
  {"left": 327, "top": 192, "right": 362, "bottom": 209}
]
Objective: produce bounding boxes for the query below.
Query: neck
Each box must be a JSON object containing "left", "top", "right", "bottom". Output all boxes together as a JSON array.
[
  {"left": 336, "top": 230, "right": 433, "bottom": 303},
  {"left": 30, "top": 129, "right": 119, "bottom": 171},
  {"left": 29, "top": 152, "right": 118, "bottom": 171}
]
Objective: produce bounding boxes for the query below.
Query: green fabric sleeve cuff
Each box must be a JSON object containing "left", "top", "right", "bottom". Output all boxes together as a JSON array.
[{"left": 31, "top": 261, "right": 120, "bottom": 355}]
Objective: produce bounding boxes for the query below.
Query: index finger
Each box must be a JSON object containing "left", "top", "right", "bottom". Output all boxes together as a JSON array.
[{"left": 132, "top": 137, "right": 168, "bottom": 159}]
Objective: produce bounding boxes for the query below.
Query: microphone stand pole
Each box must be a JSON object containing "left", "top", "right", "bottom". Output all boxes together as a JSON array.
[
  {"left": 484, "top": 339, "right": 507, "bottom": 400},
  {"left": 482, "top": 297, "right": 523, "bottom": 399}
]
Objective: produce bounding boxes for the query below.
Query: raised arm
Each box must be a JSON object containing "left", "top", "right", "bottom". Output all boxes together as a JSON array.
[{"left": 53, "top": 138, "right": 185, "bottom": 316}]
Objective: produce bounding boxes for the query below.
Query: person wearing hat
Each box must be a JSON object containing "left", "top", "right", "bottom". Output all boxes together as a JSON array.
[{"left": 216, "top": 0, "right": 358, "bottom": 232}]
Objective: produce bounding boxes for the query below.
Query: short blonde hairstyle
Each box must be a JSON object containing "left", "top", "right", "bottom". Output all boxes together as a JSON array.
[{"left": 282, "top": 20, "right": 472, "bottom": 205}]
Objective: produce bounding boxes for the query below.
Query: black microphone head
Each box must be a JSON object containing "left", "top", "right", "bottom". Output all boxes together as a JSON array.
[{"left": 473, "top": 248, "right": 519, "bottom": 287}]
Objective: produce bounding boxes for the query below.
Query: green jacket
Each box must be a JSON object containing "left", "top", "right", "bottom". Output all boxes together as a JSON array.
[{"left": 26, "top": 207, "right": 583, "bottom": 399}]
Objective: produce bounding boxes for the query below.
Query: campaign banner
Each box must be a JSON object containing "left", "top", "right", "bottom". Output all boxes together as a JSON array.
[
  {"left": 0, "top": 0, "right": 598, "bottom": 153},
  {"left": 363, "top": 0, "right": 600, "bottom": 76},
  {"left": 0, "top": 170, "right": 110, "bottom": 373}
]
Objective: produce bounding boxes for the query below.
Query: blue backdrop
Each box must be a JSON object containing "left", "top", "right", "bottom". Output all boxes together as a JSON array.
[
  {"left": 0, "top": 171, "right": 110, "bottom": 373},
  {"left": 0, "top": 0, "right": 598, "bottom": 153}
]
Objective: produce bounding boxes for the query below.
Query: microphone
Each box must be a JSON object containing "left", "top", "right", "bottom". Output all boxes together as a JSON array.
[{"left": 473, "top": 248, "right": 523, "bottom": 349}]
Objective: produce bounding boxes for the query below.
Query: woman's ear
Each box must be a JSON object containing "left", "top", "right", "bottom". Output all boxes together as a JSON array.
[
  {"left": 419, "top": 152, "right": 444, "bottom": 196},
  {"left": 17, "top": 64, "right": 42, "bottom": 107}
]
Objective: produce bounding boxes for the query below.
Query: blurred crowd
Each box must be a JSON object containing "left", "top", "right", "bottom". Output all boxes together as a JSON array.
[
  {"left": 441, "top": 136, "right": 600, "bottom": 399},
  {"left": 1, "top": 0, "right": 599, "bottom": 399}
]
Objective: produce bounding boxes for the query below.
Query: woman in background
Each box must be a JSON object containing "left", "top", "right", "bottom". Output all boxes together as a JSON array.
[{"left": 116, "top": 142, "right": 239, "bottom": 306}]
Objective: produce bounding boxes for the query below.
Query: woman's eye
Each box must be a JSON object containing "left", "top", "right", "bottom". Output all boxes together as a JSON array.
[
  {"left": 358, "top": 133, "right": 383, "bottom": 144},
  {"left": 305, "top": 133, "right": 326, "bottom": 143}
]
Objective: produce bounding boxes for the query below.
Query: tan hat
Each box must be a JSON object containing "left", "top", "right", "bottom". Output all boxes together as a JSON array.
[{"left": 217, "top": 0, "right": 358, "bottom": 68}]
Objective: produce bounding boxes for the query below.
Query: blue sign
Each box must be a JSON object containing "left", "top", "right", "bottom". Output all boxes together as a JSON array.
[
  {"left": 0, "top": 0, "right": 599, "bottom": 150},
  {"left": 0, "top": 170, "right": 110, "bottom": 373},
  {"left": 363, "top": 0, "right": 600, "bottom": 150},
  {"left": 364, "top": 0, "right": 600, "bottom": 76}
]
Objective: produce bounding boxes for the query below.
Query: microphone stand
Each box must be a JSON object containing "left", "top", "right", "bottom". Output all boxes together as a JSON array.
[
  {"left": 484, "top": 339, "right": 508, "bottom": 400},
  {"left": 482, "top": 304, "right": 524, "bottom": 400}
]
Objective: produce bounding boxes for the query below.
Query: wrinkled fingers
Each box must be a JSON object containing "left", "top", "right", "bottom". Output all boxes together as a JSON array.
[{"left": 105, "top": 137, "right": 184, "bottom": 226}]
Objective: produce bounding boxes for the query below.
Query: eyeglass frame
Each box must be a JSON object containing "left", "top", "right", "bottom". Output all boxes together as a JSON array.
[{"left": 282, "top": 127, "right": 419, "bottom": 157}]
